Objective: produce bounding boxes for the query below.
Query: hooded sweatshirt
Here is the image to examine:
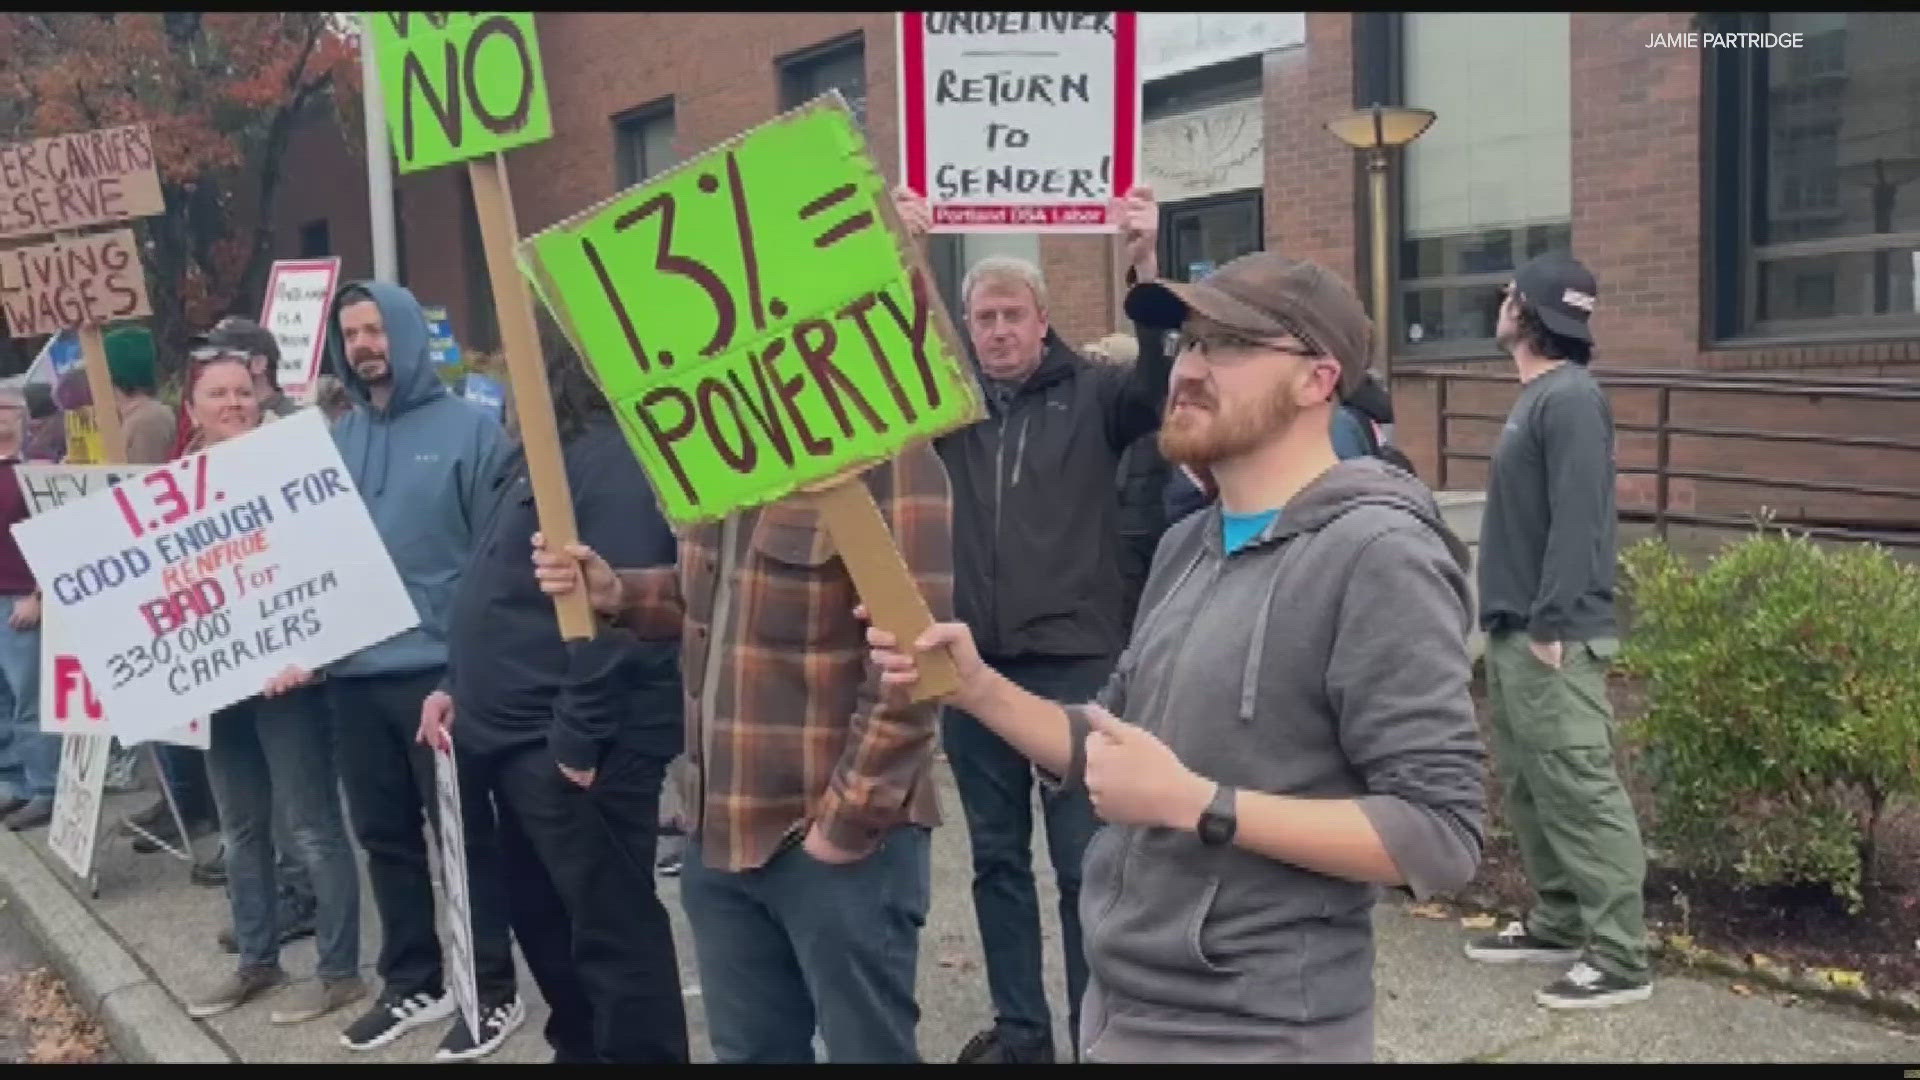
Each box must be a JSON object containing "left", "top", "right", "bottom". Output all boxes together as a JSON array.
[
  {"left": 324, "top": 280, "right": 508, "bottom": 679},
  {"left": 934, "top": 323, "right": 1170, "bottom": 662},
  {"left": 1055, "top": 457, "right": 1486, "bottom": 1063}
]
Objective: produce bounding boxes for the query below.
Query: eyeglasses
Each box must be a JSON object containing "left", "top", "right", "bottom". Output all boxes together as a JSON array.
[
  {"left": 187, "top": 345, "right": 252, "bottom": 365},
  {"left": 1170, "top": 326, "right": 1323, "bottom": 365}
]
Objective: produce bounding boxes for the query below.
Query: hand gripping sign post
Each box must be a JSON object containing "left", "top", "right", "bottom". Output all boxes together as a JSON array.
[
  {"left": 517, "top": 93, "right": 984, "bottom": 701},
  {"left": 260, "top": 257, "right": 342, "bottom": 403},
  {"left": 898, "top": 11, "right": 1140, "bottom": 232},
  {"left": 365, "top": 11, "right": 593, "bottom": 642}
]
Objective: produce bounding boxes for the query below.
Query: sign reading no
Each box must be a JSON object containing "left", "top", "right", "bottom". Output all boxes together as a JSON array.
[{"left": 368, "top": 12, "right": 554, "bottom": 174}]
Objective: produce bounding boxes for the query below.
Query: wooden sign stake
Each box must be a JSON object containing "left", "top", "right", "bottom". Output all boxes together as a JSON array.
[
  {"left": 467, "top": 153, "right": 596, "bottom": 641},
  {"left": 811, "top": 477, "right": 958, "bottom": 703}
]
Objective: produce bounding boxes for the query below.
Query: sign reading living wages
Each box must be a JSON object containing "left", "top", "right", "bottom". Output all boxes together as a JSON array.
[
  {"left": 519, "top": 94, "right": 984, "bottom": 526},
  {"left": 9, "top": 410, "right": 420, "bottom": 736},
  {"left": 368, "top": 11, "right": 554, "bottom": 174},
  {"left": 0, "top": 228, "right": 153, "bottom": 338},
  {"left": 18, "top": 465, "right": 209, "bottom": 749},
  {"left": 899, "top": 11, "right": 1139, "bottom": 232},
  {"left": 260, "top": 257, "right": 342, "bottom": 400}
]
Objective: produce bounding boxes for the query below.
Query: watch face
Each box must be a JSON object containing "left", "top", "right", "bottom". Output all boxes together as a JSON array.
[{"left": 1200, "top": 811, "right": 1231, "bottom": 845}]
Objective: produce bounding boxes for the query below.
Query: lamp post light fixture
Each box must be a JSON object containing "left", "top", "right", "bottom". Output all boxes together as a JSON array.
[{"left": 1325, "top": 103, "right": 1437, "bottom": 388}]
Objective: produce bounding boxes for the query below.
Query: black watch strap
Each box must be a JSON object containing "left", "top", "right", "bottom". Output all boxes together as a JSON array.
[{"left": 1199, "top": 784, "right": 1237, "bottom": 846}]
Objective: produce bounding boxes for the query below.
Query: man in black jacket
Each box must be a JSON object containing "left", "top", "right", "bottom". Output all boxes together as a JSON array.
[
  {"left": 895, "top": 187, "right": 1170, "bottom": 1063},
  {"left": 417, "top": 319, "right": 689, "bottom": 1063}
]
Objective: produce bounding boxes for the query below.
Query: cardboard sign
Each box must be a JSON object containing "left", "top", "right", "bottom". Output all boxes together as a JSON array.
[
  {"left": 260, "top": 257, "right": 341, "bottom": 401},
  {"left": 24, "top": 328, "right": 82, "bottom": 386},
  {"left": 0, "top": 229, "right": 153, "bottom": 338},
  {"left": 63, "top": 409, "right": 102, "bottom": 467},
  {"left": 899, "top": 11, "right": 1140, "bottom": 232},
  {"left": 424, "top": 305, "right": 462, "bottom": 366},
  {"left": 48, "top": 732, "right": 110, "bottom": 880},
  {"left": 433, "top": 740, "right": 481, "bottom": 1039},
  {"left": 19, "top": 464, "right": 208, "bottom": 748},
  {"left": 519, "top": 94, "right": 982, "bottom": 527},
  {"left": 462, "top": 372, "right": 504, "bottom": 420},
  {"left": 9, "top": 410, "right": 420, "bottom": 739},
  {"left": 368, "top": 12, "right": 554, "bottom": 175},
  {"left": 0, "top": 123, "right": 165, "bottom": 241}
]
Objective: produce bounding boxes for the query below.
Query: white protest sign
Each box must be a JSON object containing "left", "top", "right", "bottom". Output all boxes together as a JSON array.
[
  {"left": 899, "top": 11, "right": 1140, "bottom": 232},
  {"left": 19, "top": 464, "right": 207, "bottom": 748},
  {"left": 10, "top": 409, "right": 419, "bottom": 740},
  {"left": 259, "top": 257, "right": 341, "bottom": 402},
  {"left": 434, "top": 740, "right": 480, "bottom": 1041},
  {"left": 47, "top": 733, "right": 110, "bottom": 881}
]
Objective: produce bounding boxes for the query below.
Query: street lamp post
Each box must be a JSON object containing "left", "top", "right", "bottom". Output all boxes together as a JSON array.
[{"left": 1325, "top": 104, "right": 1437, "bottom": 389}]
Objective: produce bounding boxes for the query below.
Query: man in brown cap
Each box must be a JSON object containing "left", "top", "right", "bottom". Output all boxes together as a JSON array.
[{"left": 864, "top": 253, "right": 1487, "bottom": 1062}]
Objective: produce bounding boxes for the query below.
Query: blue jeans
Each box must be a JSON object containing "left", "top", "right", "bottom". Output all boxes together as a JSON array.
[
  {"left": 680, "top": 826, "right": 930, "bottom": 1063},
  {"left": 204, "top": 685, "right": 360, "bottom": 980},
  {"left": 943, "top": 654, "right": 1109, "bottom": 1049},
  {"left": 0, "top": 597, "right": 53, "bottom": 801}
]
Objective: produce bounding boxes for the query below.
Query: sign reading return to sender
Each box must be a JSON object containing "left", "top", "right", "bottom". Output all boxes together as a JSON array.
[
  {"left": 899, "top": 11, "right": 1139, "bottom": 232},
  {"left": 9, "top": 410, "right": 419, "bottom": 734}
]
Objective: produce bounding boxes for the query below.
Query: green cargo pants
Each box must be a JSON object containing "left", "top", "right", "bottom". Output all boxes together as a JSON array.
[{"left": 1485, "top": 631, "right": 1649, "bottom": 982}]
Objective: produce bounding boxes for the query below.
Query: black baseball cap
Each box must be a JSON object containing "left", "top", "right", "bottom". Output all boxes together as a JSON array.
[
  {"left": 191, "top": 316, "right": 281, "bottom": 366},
  {"left": 1512, "top": 251, "right": 1598, "bottom": 344}
]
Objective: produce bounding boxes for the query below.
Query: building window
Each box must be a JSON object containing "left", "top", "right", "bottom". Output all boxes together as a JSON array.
[
  {"left": 614, "top": 100, "right": 676, "bottom": 189},
  {"left": 299, "top": 219, "right": 331, "bottom": 259},
  {"left": 1163, "top": 193, "right": 1262, "bottom": 283},
  {"left": 779, "top": 33, "right": 867, "bottom": 134},
  {"left": 1396, "top": 13, "right": 1571, "bottom": 355},
  {"left": 1709, "top": 12, "right": 1920, "bottom": 340}
]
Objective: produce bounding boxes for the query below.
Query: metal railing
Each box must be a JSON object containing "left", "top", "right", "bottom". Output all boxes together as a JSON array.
[{"left": 1414, "top": 366, "right": 1920, "bottom": 548}]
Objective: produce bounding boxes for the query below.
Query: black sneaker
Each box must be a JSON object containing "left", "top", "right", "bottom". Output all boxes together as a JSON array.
[
  {"left": 434, "top": 996, "right": 526, "bottom": 1062},
  {"left": 955, "top": 1022, "right": 1054, "bottom": 1064},
  {"left": 1463, "top": 920, "right": 1581, "bottom": 965},
  {"left": 191, "top": 845, "right": 228, "bottom": 887},
  {"left": 1536, "top": 960, "right": 1652, "bottom": 1010},
  {"left": 340, "top": 989, "right": 455, "bottom": 1051}
]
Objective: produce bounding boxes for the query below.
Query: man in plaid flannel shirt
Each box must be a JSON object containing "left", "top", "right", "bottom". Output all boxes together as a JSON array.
[{"left": 533, "top": 442, "right": 953, "bottom": 1064}]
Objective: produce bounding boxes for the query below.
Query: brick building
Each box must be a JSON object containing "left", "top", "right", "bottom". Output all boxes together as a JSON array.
[{"left": 275, "top": 11, "right": 1920, "bottom": 523}]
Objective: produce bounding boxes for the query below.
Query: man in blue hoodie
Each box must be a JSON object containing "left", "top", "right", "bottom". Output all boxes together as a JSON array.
[{"left": 321, "top": 282, "right": 521, "bottom": 1061}]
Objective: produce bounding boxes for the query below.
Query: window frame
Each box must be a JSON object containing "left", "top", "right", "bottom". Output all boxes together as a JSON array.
[
  {"left": 612, "top": 97, "right": 677, "bottom": 191},
  {"left": 1158, "top": 189, "right": 1264, "bottom": 284},
  {"left": 777, "top": 31, "right": 869, "bottom": 131},
  {"left": 1374, "top": 12, "right": 1574, "bottom": 363},
  {"left": 1706, "top": 11, "right": 1920, "bottom": 345}
]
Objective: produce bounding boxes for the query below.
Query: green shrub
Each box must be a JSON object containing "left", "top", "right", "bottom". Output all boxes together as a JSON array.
[{"left": 1618, "top": 526, "right": 1920, "bottom": 909}]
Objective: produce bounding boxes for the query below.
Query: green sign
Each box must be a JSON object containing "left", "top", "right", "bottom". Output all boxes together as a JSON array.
[
  {"left": 518, "top": 95, "right": 983, "bottom": 527},
  {"left": 367, "top": 12, "right": 553, "bottom": 174}
]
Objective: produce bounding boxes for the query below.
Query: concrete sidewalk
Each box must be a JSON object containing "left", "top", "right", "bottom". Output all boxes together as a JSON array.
[{"left": 1, "top": 765, "right": 1914, "bottom": 1064}]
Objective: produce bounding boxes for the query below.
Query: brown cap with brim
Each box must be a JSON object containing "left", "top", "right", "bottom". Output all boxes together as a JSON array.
[{"left": 1125, "top": 252, "right": 1374, "bottom": 397}]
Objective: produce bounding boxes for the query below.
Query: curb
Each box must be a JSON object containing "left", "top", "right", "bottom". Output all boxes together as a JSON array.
[{"left": 0, "top": 829, "right": 233, "bottom": 1064}]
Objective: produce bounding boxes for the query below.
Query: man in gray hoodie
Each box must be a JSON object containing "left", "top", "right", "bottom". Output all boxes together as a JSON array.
[
  {"left": 866, "top": 253, "right": 1486, "bottom": 1062},
  {"left": 316, "top": 282, "right": 522, "bottom": 1061}
]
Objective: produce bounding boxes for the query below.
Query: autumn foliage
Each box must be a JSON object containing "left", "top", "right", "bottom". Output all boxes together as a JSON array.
[{"left": 0, "top": 13, "right": 359, "bottom": 378}]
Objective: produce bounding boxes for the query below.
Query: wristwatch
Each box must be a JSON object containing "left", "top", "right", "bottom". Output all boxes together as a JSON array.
[{"left": 1196, "top": 784, "right": 1238, "bottom": 847}]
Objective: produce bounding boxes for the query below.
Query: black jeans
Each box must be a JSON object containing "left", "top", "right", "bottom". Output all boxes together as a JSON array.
[
  {"left": 464, "top": 733, "right": 688, "bottom": 1063},
  {"left": 326, "top": 670, "right": 516, "bottom": 1002}
]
